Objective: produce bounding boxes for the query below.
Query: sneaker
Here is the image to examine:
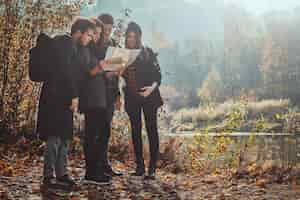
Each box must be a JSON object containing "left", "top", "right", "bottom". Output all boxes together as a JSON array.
[
  {"left": 83, "top": 176, "right": 97, "bottom": 185},
  {"left": 130, "top": 168, "right": 145, "bottom": 177},
  {"left": 56, "top": 175, "right": 76, "bottom": 187},
  {"left": 104, "top": 168, "right": 123, "bottom": 177},
  {"left": 88, "top": 175, "right": 111, "bottom": 185},
  {"left": 43, "top": 177, "right": 56, "bottom": 187},
  {"left": 144, "top": 172, "right": 156, "bottom": 180}
]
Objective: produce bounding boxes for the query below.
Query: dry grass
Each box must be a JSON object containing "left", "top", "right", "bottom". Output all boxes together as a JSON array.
[
  {"left": 247, "top": 99, "right": 290, "bottom": 117},
  {"left": 171, "top": 99, "right": 292, "bottom": 130}
]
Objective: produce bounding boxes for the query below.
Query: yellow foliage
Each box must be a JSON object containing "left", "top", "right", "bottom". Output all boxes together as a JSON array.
[{"left": 0, "top": 0, "right": 90, "bottom": 134}]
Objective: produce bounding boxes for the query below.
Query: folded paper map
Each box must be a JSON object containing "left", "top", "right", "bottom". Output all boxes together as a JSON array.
[{"left": 104, "top": 47, "right": 141, "bottom": 71}]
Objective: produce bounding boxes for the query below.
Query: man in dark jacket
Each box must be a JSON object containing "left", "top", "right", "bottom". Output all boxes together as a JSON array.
[
  {"left": 98, "top": 13, "right": 122, "bottom": 121},
  {"left": 37, "top": 18, "right": 95, "bottom": 188},
  {"left": 97, "top": 13, "right": 123, "bottom": 177},
  {"left": 78, "top": 18, "right": 114, "bottom": 184}
]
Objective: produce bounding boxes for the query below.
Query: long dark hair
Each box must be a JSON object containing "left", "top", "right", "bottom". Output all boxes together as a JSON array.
[
  {"left": 125, "top": 22, "right": 142, "bottom": 49},
  {"left": 88, "top": 18, "right": 105, "bottom": 59},
  {"left": 90, "top": 17, "right": 104, "bottom": 48}
]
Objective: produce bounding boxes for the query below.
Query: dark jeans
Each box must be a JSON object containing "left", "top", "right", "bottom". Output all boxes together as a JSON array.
[
  {"left": 104, "top": 103, "right": 115, "bottom": 171},
  {"left": 126, "top": 102, "right": 160, "bottom": 172},
  {"left": 84, "top": 108, "right": 110, "bottom": 178},
  {"left": 107, "top": 103, "right": 115, "bottom": 126}
]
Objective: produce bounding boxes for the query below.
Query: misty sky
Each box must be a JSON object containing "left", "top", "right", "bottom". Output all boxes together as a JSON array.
[
  {"left": 187, "top": 0, "right": 300, "bottom": 14},
  {"left": 224, "top": 0, "right": 300, "bottom": 15},
  {"left": 82, "top": 0, "right": 300, "bottom": 46}
]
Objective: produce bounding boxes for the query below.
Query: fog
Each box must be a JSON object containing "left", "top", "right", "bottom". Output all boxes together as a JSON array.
[
  {"left": 81, "top": 0, "right": 300, "bottom": 130},
  {"left": 224, "top": 0, "right": 300, "bottom": 15}
]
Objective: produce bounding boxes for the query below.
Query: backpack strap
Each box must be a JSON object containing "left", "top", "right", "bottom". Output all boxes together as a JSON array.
[{"left": 142, "top": 46, "right": 158, "bottom": 63}]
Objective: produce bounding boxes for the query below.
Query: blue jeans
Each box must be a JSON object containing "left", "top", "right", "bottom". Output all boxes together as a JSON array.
[{"left": 43, "top": 136, "right": 70, "bottom": 178}]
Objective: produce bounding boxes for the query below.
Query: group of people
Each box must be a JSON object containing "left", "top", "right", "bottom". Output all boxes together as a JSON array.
[{"left": 36, "top": 13, "right": 163, "bottom": 188}]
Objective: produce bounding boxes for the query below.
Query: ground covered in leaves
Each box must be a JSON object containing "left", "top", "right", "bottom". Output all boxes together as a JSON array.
[{"left": 1, "top": 138, "right": 300, "bottom": 200}]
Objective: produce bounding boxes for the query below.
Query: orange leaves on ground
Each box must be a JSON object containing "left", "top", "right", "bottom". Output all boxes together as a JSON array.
[
  {"left": 70, "top": 195, "right": 80, "bottom": 200},
  {"left": 256, "top": 178, "right": 269, "bottom": 188},
  {"left": 0, "top": 160, "right": 14, "bottom": 177},
  {"left": 180, "top": 179, "right": 196, "bottom": 190}
]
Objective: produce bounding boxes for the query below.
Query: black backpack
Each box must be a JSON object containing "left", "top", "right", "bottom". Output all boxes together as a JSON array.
[{"left": 29, "top": 33, "right": 54, "bottom": 82}]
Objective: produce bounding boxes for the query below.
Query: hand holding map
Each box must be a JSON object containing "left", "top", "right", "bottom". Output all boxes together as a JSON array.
[{"left": 104, "top": 47, "right": 141, "bottom": 71}]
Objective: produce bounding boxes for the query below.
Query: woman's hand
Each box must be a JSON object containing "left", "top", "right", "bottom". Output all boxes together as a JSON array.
[
  {"left": 115, "top": 96, "right": 122, "bottom": 111},
  {"left": 89, "top": 60, "right": 109, "bottom": 76},
  {"left": 98, "top": 60, "right": 108, "bottom": 71},
  {"left": 69, "top": 98, "right": 78, "bottom": 112},
  {"left": 139, "top": 82, "right": 158, "bottom": 98},
  {"left": 105, "top": 63, "right": 126, "bottom": 77}
]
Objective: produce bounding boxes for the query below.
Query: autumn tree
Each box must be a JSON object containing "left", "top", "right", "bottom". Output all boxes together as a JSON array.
[
  {"left": 0, "top": 0, "right": 94, "bottom": 141},
  {"left": 259, "top": 11, "right": 300, "bottom": 102},
  {"left": 223, "top": 4, "right": 263, "bottom": 98}
]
